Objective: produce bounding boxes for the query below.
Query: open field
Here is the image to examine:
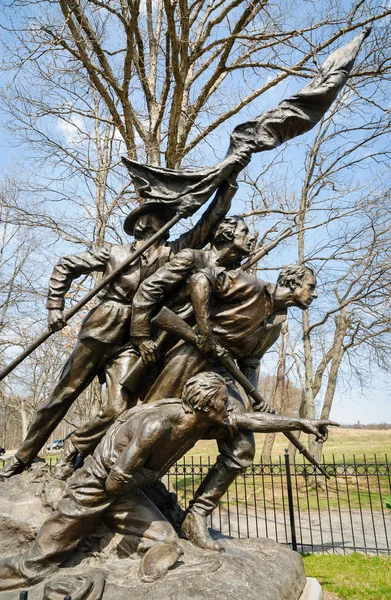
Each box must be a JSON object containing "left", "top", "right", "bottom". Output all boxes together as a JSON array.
[
  {"left": 180, "top": 427, "right": 391, "bottom": 463},
  {"left": 163, "top": 428, "right": 391, "bottom": 515},
  {"left": 2, "top": 427, "right": 390, "bottom": 465}
]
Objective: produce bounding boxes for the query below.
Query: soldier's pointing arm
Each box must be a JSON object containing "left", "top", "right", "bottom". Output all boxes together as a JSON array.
[{"left": 235, "top": 413, "right": 338, "bottom": 441}]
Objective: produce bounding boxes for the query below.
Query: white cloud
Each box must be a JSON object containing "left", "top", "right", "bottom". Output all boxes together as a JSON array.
[{"left": 57, "top": 115, "right": 86, "bottom": 145}]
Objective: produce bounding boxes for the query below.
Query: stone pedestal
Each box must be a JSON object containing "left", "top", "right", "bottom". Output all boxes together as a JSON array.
[{"left": 0, "top": 464, "right": 310, "bottom": 600}]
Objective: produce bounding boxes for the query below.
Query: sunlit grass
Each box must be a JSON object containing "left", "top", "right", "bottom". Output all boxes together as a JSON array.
[
  {"left": 303, "top": 553, "right": 391, "bottom": 599},
  {"left": 181, "top": 428, "right": 391, "bottom": 463}
]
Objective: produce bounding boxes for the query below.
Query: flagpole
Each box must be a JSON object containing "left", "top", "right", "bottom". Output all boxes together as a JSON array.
[{"left": 0, "top": 212, "right": 182, "bottom": 383}]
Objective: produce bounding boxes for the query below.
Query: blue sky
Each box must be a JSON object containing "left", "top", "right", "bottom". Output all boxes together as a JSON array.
[{"left": 0, "top": 6, "right": 390, "bottom": 425}]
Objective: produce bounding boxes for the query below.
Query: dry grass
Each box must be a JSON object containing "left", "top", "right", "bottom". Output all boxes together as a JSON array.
[
  {"left": 324, "top": 593, "right": 343, "bottom": 600},
  {"left": 182, "top": 427, "right": 391, "bottom": 463}
]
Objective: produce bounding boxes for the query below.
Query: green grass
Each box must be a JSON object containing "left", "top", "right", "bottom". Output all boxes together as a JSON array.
[
  {"left": 167, "top": 472, "right": 390, "bottom": 512},
  {"left": 302, "top": 553, "right": 391, "bottom": 599}
]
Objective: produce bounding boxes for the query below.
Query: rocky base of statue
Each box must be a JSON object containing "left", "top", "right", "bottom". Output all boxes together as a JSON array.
[{"left": 0, "top": 463, "right": 309, "bottom": 600}]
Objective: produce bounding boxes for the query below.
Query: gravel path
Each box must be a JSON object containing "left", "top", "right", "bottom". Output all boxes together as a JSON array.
[{"left": 209, "top": 505, "right": 391, "bottom": 554}]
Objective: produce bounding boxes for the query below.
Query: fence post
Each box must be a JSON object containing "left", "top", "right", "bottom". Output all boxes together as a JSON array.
[{"left": 284, "top": 449, "right": 297, "bottom": 552}]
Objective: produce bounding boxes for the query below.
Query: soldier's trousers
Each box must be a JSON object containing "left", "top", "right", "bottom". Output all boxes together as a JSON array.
[
  {"left": 0, "top": 456, "right": 178, "bottom": 591},
  {"left": 145, "top": 341, "right": 256, "bottom": 516},
  {"left": 188, "top": 378, "right": 256, "bottom": 517},
  {"left": 16, "top": 338, "right": 138, "bottom": 464}
]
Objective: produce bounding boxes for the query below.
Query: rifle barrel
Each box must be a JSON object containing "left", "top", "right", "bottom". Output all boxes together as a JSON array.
[
  {"left": 153, "top": 307, "right": 330, "bottom": 479},
  {"left": 240, "top": 228, "right": 293, "bottom": 272}
]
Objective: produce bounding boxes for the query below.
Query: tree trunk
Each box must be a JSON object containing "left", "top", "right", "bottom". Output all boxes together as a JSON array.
[
  {"left": 312, "top": 307, "right": 347, "bottom": 462},
  {"left": 261, "top": 319, "right": 288, "bottom": 461}
]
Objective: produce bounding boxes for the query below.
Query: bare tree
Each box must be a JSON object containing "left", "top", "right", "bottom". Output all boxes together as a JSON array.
[
  {"left": 2, "top": 0, "right": 391, "bottom": 169},
  {"left": 246, "top": 77, "right": 391, "bottom": 459},
  {"left": 1, "top": 1, "right": 391, "bottom": 454}
]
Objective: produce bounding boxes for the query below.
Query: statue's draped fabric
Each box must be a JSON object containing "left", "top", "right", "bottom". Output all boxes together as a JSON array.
[{"left": 122, "top": 29, "right": 369, "bottom": 214}]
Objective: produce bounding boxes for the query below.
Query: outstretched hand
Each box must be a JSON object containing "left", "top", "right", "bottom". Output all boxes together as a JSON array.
[
  {"left": 304, "top": 419, "right": 339, "bottom": 442},
  {"left": 48, "top": 309, "right": 66, "bottom": 332}
]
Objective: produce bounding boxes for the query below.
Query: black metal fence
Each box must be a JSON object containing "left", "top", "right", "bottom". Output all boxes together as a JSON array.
[
  {"left": 2, "top": 453, "right": 390, "bottom": 556},
  {"left": 164, "top": 451, "right": 391, "bottom": 555}
]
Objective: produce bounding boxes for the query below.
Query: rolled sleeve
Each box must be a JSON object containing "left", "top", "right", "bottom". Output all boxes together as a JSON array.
[{"left": 47, "top": 247, "right": 110, "bottom": 310}]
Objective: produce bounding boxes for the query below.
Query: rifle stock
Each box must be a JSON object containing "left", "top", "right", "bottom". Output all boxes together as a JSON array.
[{"left": 120, "top": 330, "right": 169, "bottom": 391}]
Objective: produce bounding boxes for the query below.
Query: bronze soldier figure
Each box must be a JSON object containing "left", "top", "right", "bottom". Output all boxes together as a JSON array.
[
  {"left": 51, "top": 213, "right": 256, "bottom": 481},
  {"left": 0, "top": 371, "right": 335, "bottom": 591},
  {"left": 0, "top": 169, "right": 247, "bottom": 480},
  {"left": 0, "top": 30, "right": 369, "bottom": 482},
  {"left": 130, "top": 262, "right": 317, "bottom": 549},
  {"left": 131, "top": 215, "right": 255, "bottom": 365}
]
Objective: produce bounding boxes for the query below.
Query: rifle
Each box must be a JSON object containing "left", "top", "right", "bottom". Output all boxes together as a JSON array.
[
  {"left": 120, "top": 227, "right": 293, "bottom": 392},
  {"left": 152, "top": 306, "right": 330, "bottom": 480}
]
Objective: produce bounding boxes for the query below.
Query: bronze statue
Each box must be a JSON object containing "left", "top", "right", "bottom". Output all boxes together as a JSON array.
[
  {"left": 0, "top": 174, "right": 246, "bottom": 481},
  {"left": 0, "top": 371, "right": 335, "bottom": 591},
  {"left": 130, "top": 263, "right": 317, "bottom": 549},
  {"left": 0, "top": 28, "right": 370, "bottom": 597},
  {"left": 0, "top": 29, "right": 368, "bottom": 481},
  {"left": 53, "top": 212, "right": 254, "bottom": 480},
  {"left": 131, "top": 215, "right": 255, "bottom": 365}
]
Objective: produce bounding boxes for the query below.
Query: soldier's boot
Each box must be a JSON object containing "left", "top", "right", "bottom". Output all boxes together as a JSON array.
[
  {"left": 181, "top": 512, "right": 222, "bottom": 552},
  {"left": 181, "top": 460, "right": 237, "bottom": 552},
  {"left": 0, "top": 455, "right": 27, "bottom": 480},
  {"left": 52, "top": 438, "right": 78, "bottom": 481}
]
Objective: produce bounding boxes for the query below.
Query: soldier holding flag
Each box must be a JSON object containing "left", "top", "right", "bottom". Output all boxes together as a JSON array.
[
  {"left": 0, "top": 28, "right": 370, "bottom": 482},
  {"left": 0, "top": 173, "right": 244, "bottom": 480}
]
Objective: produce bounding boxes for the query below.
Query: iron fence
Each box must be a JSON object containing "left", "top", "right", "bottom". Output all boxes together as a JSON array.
[
  {"left": 2, "top": 453, "right": 390, "bottom": 555},
  {"left": 164, "top": 451, "right": 391, "bottom": 555}
]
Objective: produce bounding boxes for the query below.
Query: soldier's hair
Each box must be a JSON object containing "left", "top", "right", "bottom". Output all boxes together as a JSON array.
[
  {"left": 277, "top": 265, "right": 315, "bottom": 290},
  {"left": 182, "top": 372, "right": 227, "bottom": 413},
  {"left": 213, "top": 215, "right": 244, "bottom": 248}
]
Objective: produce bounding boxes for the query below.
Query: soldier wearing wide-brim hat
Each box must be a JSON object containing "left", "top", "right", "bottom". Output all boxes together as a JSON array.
[
  {"left": 123, "top": 201, "right": 177, "bottom": 237},
  {"left": 0, "top": 176, "right": 240, "bottom": 481}
]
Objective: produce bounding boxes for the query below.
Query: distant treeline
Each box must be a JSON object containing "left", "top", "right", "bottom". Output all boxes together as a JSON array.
[{"left": 342, "top": 423, "right": 391, "bottom": 430}]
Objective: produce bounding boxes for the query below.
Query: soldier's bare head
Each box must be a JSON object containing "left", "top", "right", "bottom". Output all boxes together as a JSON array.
[
  {"left": 182, "top": 372, "right": 228, "bottom": 415},
  {"left": 213, "top": 216, "right": 254, "bottom": 260},
  {"left": 276, "top": 265, "right": 317, "bottom": 310}
]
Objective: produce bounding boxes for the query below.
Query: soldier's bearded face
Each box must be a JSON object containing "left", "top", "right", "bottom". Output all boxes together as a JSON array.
[
  {"left": 232, "top": 221, "right": 254, "bottom": 256},
  {"left": 291, "top": 275, "right": 318, "bottom": 309},
  {"left": 134, "top": 215, "right": 165, "bottom": 240}
]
